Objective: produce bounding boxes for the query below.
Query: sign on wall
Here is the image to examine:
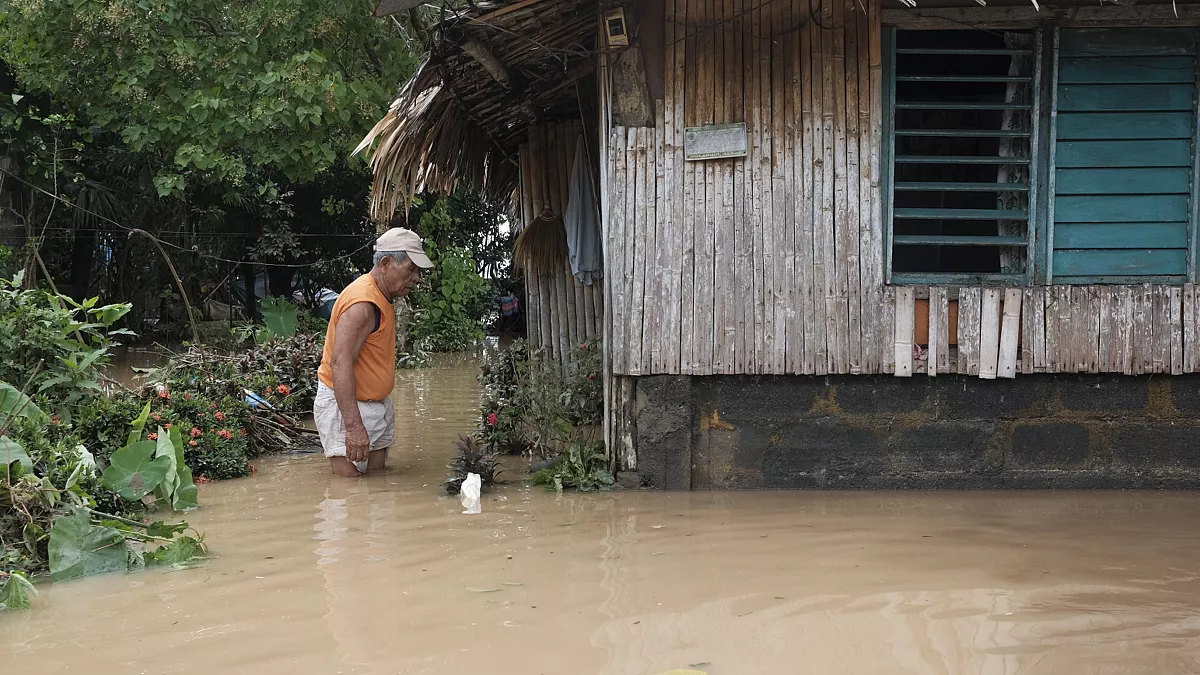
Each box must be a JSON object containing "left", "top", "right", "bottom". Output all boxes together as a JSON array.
[{"left": 683, "top": 123, "right": 748, "bottom": 161}]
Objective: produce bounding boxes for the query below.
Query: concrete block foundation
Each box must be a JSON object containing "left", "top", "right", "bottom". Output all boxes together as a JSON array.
[{"left": 632, "top": 374, "right": 1200, "bottom": 490}]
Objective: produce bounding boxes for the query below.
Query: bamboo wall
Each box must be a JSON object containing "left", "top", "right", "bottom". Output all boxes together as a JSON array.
[
  {"left": 606, "top": 0, "right": 884, "bottom": 376},
  {"left": 604, "top": 0, "right": 1200, "bottom": 379},
  {"left": 518, "top": 120, "right": 605, "bottom": 362}
]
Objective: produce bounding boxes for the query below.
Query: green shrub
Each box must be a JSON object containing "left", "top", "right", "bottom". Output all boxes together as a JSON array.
[
  {"left": 409, "top": 246, "right": 493, "bottom": 352},
  {"left": 479, "top": 339, "right": 602, "bottom": 458},
  {"left": 532, "top": 442, "right": 613, "bottom": 492}
]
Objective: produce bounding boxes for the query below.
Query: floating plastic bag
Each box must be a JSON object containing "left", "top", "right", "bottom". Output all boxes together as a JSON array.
[{"left": 460, "top": 473, "right": 482, "bottom": 514}]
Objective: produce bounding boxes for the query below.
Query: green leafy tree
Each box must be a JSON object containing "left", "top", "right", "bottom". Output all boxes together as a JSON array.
[{"left": 0, "top": 0, "right": 417, "bottom": 196}]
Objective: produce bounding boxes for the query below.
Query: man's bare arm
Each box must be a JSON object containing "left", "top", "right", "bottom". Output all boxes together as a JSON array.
[{"left": 330, "top": 302, "right": 375, "bottom": 463}]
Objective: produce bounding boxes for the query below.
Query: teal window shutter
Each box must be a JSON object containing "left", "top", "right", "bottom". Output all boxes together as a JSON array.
[{"left": 1049, "top": 28, "right": 1198, "bottom": 284}]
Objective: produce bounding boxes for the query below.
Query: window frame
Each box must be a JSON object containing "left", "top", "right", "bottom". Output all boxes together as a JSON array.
[{"left": 882, "top": 24, "right": 1200, "bottom": 287}]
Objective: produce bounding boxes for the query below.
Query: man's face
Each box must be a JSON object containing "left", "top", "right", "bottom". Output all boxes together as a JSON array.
[{"left": 380, "top": 255, "right": 423, "bottom": 299}]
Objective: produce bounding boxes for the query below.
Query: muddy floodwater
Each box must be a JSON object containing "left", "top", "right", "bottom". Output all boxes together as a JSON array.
[{"left": 6, "top": 356, "right": 1200, "bottom": 674}]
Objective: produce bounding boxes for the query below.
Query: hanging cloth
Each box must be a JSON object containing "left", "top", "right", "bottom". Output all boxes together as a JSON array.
[{"left": 564, "top": 134, "right": 603, "bottom": 284}]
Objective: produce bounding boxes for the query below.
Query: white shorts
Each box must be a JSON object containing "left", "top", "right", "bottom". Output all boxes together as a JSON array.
[{"left": 313, "top": 382, "right": 395, "bottom": 473}]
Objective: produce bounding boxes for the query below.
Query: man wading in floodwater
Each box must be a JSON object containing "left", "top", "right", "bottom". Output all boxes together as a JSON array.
[{"left": 314, "top": 228, "right": 434, "bottom": 476}]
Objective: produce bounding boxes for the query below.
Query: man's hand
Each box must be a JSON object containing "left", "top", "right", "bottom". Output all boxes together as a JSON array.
[{"left": 345, "top": 423, "right": 371, "bottom": 464}]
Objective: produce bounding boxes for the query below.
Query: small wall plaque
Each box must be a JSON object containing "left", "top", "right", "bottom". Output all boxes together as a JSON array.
[{"left": 683, "top": 123, "right": 748, "bottom": 161}]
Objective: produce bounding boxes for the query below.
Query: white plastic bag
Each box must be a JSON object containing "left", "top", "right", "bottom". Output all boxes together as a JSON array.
[{"left": 460, "top": 473, "right": 482, "bottom": 514}]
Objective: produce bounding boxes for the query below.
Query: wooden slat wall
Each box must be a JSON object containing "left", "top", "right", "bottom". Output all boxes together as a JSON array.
[
  {"left": 606, "top": 0, "right": 886, "bottom": 376},
  {"left": 596, "top": 0, "right": 1200, "bottom": 378},
  {"left": 519, "top": 120, "right": 604, "bottom": 364}
]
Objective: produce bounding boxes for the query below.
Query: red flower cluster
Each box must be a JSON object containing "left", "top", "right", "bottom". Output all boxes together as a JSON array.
[
  {"left": 148, "top": 432, "right": 159, "bottom": 441},
  {"left": 487, "top": 413, "right": 499, "bottom": 426},
  {"left": 215, "top": 411, "right": 227, "bottom": 421},
  {"left": 265, "top": 386, "right": 275, "bottom": 396},
  {"left": 196, "top": 475, "right": 212, "bottom": 485},
  {"left": 158, "top": 389, "right": 171, "bottom": 400},
  {"left": 188, "top": 440, "right": 198, "bottom": 447},
  {"left": 218, "top": 429, "right": 233, "bottom": 441},
  {"left": 276, "top": 384, "right": 292, "bottom": 396},
  {"left": 190, "top": 427, "right": 202, "bottom": 438}
]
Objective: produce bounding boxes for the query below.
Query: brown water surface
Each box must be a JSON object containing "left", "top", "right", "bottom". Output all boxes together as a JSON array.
[{"left": 5, "top": 356, "right": 1200, "bottom": 674}]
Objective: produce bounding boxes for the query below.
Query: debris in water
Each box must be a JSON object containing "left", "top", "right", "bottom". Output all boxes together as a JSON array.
[
  {"left": 466, "top": 587, "right": 501, "bottom": 593},
  {"left": 460, "top": 473, "right": 482, "bottom": 514},
  {"left": 500, "top": 581, "right": 523, "bottom": 586}
]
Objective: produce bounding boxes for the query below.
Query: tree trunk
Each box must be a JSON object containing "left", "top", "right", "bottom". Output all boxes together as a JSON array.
[
  {"left": 69, "top": 227, "right": 95, "bottom": 300},
  {"left": 242, "top": 262, "right": 260, "bottom": 322}
]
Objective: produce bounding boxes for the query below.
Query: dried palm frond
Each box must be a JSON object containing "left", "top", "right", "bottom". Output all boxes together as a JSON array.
[{"left": 513, "top": 208, "right": 568, "bottom": 274}]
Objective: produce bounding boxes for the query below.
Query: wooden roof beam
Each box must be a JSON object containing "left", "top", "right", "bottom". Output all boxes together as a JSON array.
[{"left": 460, "top": 38, "right": 513, "bottom": 88}]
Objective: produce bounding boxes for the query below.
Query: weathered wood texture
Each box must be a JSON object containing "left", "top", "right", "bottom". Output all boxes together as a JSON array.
[
  {"left": 606, "top": 0, "right": 885, "bottom": 375},
  {"left": 595, "top": 0, "right": 1200, "bottom": 378},
  {"left": 518, "top": 120, "right": 604, "bottom": 365}
]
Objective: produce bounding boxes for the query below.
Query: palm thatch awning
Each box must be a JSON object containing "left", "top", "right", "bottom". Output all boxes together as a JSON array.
[{"left": 357, "top": 0, "right": 598, "bottom": 219}]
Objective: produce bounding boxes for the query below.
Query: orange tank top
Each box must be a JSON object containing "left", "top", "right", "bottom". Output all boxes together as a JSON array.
[{"left": 317, "top": 273, "right": 397, "bottom": 401}]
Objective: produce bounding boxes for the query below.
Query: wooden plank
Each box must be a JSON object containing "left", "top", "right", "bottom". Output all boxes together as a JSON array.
[
  {"left": 1052, "top": 250, "right": 1187, "bottom": 278},
  {"left": 831, "top": 0, "right": 850, "bottom": 374},
  {"left": 786, "top": 0, "right": 803, "bottom": 374},
  {"left": 1054, "top": 195, "right": 1190, "bottom": 223},
  {"left": 819, "top": 0, "right": 837, "bottom": 374},
  {"left": 612, "top": 127, "right": 630, "bottom": 373},
  {"left": 1172, "top": 286, "right": 1184, "bottom": 375},
  {"left": 643, "top": 121, "right": 660, "bottom": 373},
  {"left": 880, "top": 286, "right": 896, "bottom": 373},
  {"left": 799, "top": 14, "right": 817, "bottom": 374},
  {"left": 1097, "top": 287, "right": 1114, "bottom": 372},
  {"left": 1185, "top": 285, "right": 1197, "bottom": 373},
  {"left": 894, "top": 286, "right": 914, "bottom": 377},
  {"left": 665, "top": 0, "right": 683, "bottom": 373},
  {"left": 682, "top": 10, "right": 697, "bottom": 375},
  {"left": 753, "top": 0, "right": 769, "bottom": 374},
  {"left": 958, "top": 288, "right": 981, "bottom": 375},
  {"left": 866, "top": 0, "right": 885, "bottom": 371},
  {"left": 1154, "top": 285, "right": 1168, "bottom": 374},
  {"left": 998, "top": 289, "right": 1022, "bottom": 379},
  {"left": 1057, "top": 84, "right": 1195, "bottom": 112},
  {"left": 699, "top": 0, "right": 717, "bottom": 376},
  {"left": 926, "top": 286, "right": 939, "bottom": 377},
  {"left": 1059, "top": 28, "right": 1199, "bottom": 58},
  {"left": 979, "top": 289, "right": 1002, "bottom": 379},
  {"left": 1058, "top": 56, "right": 1196, "bottom": 84},
  {"left": 844, "top": 0, "right": 862, "bottom": 374},
  {"left": 883, "top": 6, "right": 1200, "bottom": 29},
  {"left": 1053, "top": 223, "right": 1188, "bottom": 250},
  {"left": 630, "top": 128, "right": 649, "bottom": 375},
  {"left": 771, "top": 0, "right": 788, "bottom": 375},
  {"left": 1053, "top": 166, "right": 1193, "bottom": 196},
  {"left": 1056, "top": 112, "right": 1194, "bottom": 141},
  {"left": 1119, "top": 286, "right": 1134, "bottom": 376},
  {"left": 1031, "top": 287, "right": 1047, "bottom": 373},
  {"left": 935, "top": 287, "right": 951, "bottom": 375},
  {"left": 1021, "top": 288, "right": 1034, "bottom": 374},
  {"left": 1132, "top": 284, "right": 1149, "bottom": 375},
  {"left": 1055, "top": 141, "right": 1192, "bottom": 169},
  {"left": 716, "top": 0, "right": 735, "bottom": 374}
]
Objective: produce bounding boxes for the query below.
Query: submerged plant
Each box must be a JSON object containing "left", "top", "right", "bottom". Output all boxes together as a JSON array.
[
  {"left": 443, "top": 433, "right": 501, "bottom": 495},
  {"left": 532, "top": 442, "right": 613, "bottom": 493}
]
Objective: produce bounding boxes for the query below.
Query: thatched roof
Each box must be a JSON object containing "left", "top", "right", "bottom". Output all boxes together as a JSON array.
[{"left": 357, "top": 0, "right": 598, "bottom": 219}]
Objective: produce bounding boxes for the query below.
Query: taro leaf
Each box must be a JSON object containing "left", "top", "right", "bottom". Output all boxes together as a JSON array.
[
  {"left": 0, "top": 381, "right": 47, "bottom": 423},
  {"left": 23, "top": 522, "right": 46, "bottom": 555},
  {"left": 168, "top": 425, "right": 199, "bottom": 510},
  {"left": 126, "top": 400, "right": 152, "bottom": 446},
  {"left": 0, "top": 573, "right": 37, "bottom": 611},
  {"left": 152, "top": 426, "right": 178, "bottom": 505},
  {"left": 261, "top": 296, "right": 298, "bottom": 340},
  {"left": 99, "top": 440, "right": 171, "bottom": 501},
  {"left": 148, "top": 536, "right": 205, "bottom": 567},
  {"left": 145, "top": 521, "right": 188, "bottom": 539},
  {"left": 166, "top": 426, "right": 197, "bottom": 511},
  {"left": 0, "top": 436, "right": 31, "bottom": 469},
  {"left": 48, "top": 507, "right": 129, "bottom": 582}
]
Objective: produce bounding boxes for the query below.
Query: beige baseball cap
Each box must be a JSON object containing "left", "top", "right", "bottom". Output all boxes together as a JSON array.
[{"left": 375, "top": 227, "right": 434, "bottom": 269}]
